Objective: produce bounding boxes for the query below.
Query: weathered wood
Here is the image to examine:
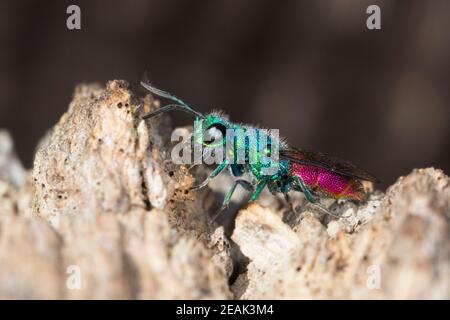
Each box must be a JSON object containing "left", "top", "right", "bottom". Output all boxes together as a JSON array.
[{"left": 0, "top": 81, "right": 448, "bottom": 299}]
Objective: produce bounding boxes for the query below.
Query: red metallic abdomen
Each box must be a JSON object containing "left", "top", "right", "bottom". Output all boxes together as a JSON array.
[{"left": 291, "top": 163, "right": 364, "bottom": 201}]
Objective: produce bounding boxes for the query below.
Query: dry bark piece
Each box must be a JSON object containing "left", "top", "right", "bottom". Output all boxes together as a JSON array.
[
  {"left": 0, "top": 130, "right": 26, "bottom": 188},
  {"left": 0, "top": 213, "right": 64, "bottom": 299},
  {"left": 231, "top": 168, "right": 450, "bottom": 299},
  {"left": 0, "top": 130, "right": 31, "bottom": 217},
  {"left": 58, "top": 209, "right": 230, "bottom": 299},
  {"left": 1, "top": 81, "right": 232, "bottom": 299},
  {"left": 33, "top": 81, "right": 155, "bottom": 225},
  {"left": 1, "top": 80, "right": 449, "bottom": 299}
]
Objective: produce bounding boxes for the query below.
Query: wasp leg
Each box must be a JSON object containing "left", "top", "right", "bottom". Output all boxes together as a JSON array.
[
  {"left": 211, "top": 179, "right": 254, "bottom": 222},
  {"left": 293, "top": 176, "right": 340, "bottom": 218},
  {"left": 249, "top": 180, "right": 268, "bottom": 202},
  {"left": 293, "top": 176, "right": 318, "bottom": 204},
  {"left": 189, "top": 162, "right": 228, "bottom": 190},
  {"left": 220, "top": 180, "right": 253, "bottom": 210}
]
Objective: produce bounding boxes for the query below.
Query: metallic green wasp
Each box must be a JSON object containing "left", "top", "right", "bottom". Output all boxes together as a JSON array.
[{"left": 141, "top": 81, "right": 378, "bottom": 216}]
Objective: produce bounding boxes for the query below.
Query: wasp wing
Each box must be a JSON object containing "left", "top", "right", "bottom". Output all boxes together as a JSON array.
[{"left": 280, "top": 146, "right": 379, "bottom": 182}]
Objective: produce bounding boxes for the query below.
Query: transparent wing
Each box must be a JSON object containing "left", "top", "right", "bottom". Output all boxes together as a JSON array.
[{"left": 280, "top": 146, "right": 379, "bottom": 182}]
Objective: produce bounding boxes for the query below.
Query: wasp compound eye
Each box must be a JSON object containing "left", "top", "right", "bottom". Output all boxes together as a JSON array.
[{"left": 204, "top": 123, "right": 227, "bottom": 145}]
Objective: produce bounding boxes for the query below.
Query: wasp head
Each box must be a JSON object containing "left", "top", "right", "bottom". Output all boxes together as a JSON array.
[{"left": 194, "top": 112, "right": 231, "bottom": 148}]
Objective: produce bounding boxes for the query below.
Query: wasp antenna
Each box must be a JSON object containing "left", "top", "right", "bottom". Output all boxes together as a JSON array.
[
  {"left": 142, "top": 104, "right": 204, "bottom": 119},
  {"left": 141, "top": 81, "right": 183, "bottom": 105},
  {"left": 210, "top": 207, "right": 226, "bottom": 225},
  {"left": 140, "top": 80, "right": 204, "bottom": 119},
  {"left": 142, "top": 70, "right": 151, "bottom": 86}
]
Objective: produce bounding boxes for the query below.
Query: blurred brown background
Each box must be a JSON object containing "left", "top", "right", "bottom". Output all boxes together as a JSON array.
[{"left": 0, "top": 0, "right": 449, "bottom": 188}]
